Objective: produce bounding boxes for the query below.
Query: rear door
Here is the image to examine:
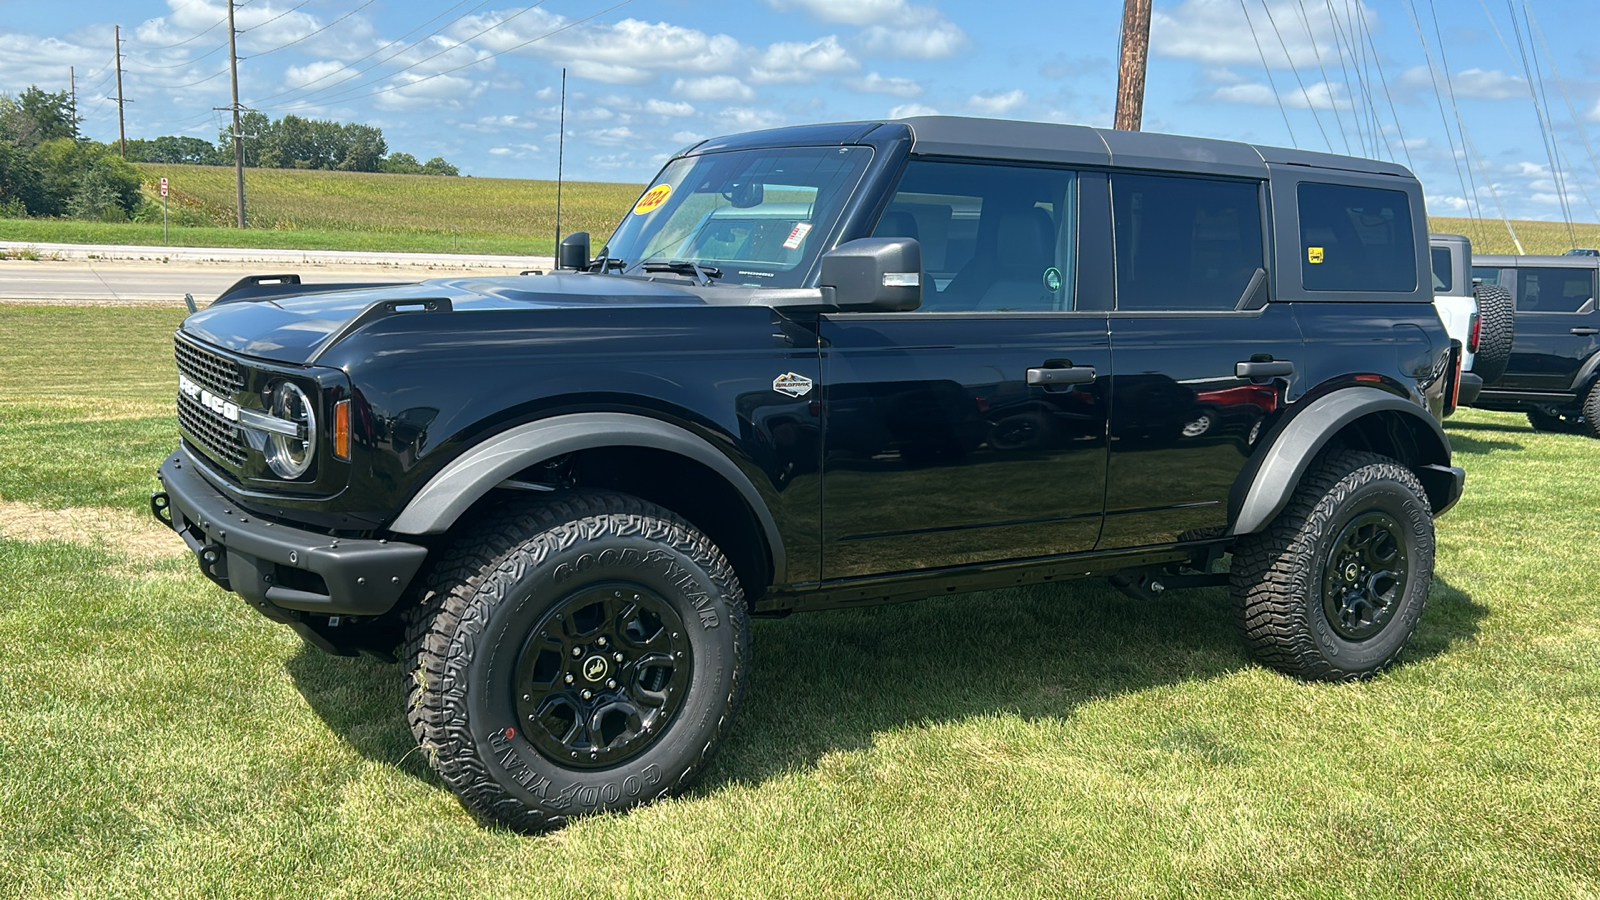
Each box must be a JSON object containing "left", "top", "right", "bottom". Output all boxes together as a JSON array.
[
  {"left": 1503, "top": 263, "right": 1598, "bottom": 389},
  {"left": 818, "top": 159, "right": 1110, "bottom": 579}
]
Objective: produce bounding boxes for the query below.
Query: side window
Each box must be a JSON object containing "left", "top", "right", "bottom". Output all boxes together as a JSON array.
[
  {"left": 871, "top": 160, "right": 1076, "bottom": 312},
  {"left": 1110, "top": 173, "right": 1264, "bottom": 311},
  {"left": 1297, "top": 182, "right": 1417, "bottom": 292},
  {"left": 1472, "top": 266, "right": 1501, "bottom": 286},
  {"left": 1431, "top": 247, "right": 1453, "bottom": 293},
  {"left": 1515, "top": 268, "right": 1595, "bottom": 313}
]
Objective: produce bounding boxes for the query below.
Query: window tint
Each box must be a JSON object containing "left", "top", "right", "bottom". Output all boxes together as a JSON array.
[
  {"left": 1515, "top": 267, "right": 1595, "bottom": 313},
  {"left": 1472, "top": 266, "right": 1501, "bottom": 286},
  {"left": 1297, "top": 182, "right": 1417, "bottom": 292},
  {"left": 1110, "top": 173, "right": 1264, "bottom": 311},
  {"left": 872, "top": 160, "right": 1075, "bottom": 312},
  {"left": 1431, "top": 246, "right": 1453, "bottom": 293}
]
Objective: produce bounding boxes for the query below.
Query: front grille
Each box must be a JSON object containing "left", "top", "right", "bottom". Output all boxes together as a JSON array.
[
  {"left": 174, "top": 337, "right": 245, "bottom": 397},
  {"left": 178, "top": 389, "right": 248, "bottom": 467}
]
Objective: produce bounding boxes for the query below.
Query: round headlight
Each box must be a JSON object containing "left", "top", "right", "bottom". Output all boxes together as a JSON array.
[{"left": 265, "top": 382, "right": 316, "bottom": 479}]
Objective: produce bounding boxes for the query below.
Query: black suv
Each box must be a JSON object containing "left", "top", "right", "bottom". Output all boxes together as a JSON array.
[
  {"left": 152, "top": 116, "right": 1465, "bottom": 830},
  {"left": 1471, "top": 254, "right": 1600, "bottom": 436}
]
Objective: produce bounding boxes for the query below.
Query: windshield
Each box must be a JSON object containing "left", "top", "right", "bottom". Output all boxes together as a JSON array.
[{"left": 604, "top": 146, "right": 874, "bottom": 288}]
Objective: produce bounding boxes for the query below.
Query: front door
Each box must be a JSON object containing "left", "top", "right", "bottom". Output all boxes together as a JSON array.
[
  {"left": 819, "top": 159, "right": 1109, "bottom": 580},
  {"left": 1504, "top": 264, "right": 1599, "bottom": 390}
]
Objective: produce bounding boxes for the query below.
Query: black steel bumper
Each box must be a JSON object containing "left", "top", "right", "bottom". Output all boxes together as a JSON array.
[
  {"left": 1418, "top": 463, "right": 1466, "bottom": 517},
  {"left": 152, "top": 448, "right": 428, "bottom": 618}
]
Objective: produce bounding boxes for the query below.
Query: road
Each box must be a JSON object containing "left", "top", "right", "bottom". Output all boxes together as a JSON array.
[{"left": 0, "top": 246, "right": 555, "bottom": 305}]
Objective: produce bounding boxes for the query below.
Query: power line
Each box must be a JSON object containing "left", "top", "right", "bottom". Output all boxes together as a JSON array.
[
  {"left": 1290, "top": 0, "right": 1350, "bottom": 153},
  {"left": 1239, "top": 0, "right": 1299, "bottom": 147},
  {"left": 1427, "top": 0, "right": 1490, "bottom": 246},
  {"left": 136, "top": 41, "right": 231, "bottom": 69},
  {"left": 240, "top": 0, "right": 315, "bottom": 32},
  {"left": 1507, "top": 0, "right": 1576, "bottom": 246},
  {"left": 1256, "top": 0, "right": 1334, "bottom": 151},
  {"left": 1525, "top": 1, "right": 1600, "bottom": 217},
  {"left": 249, "top": 0, "right": 378, "bottom": 58},
  {"left": 1322, "top": 0, "right": 1368, "bottom": 155},
  {"left": 1353, "top": 0, "right": 1409, "bottom": 168},
  {"left": 142, "top": 14, "right": 229, "bottom": 51},
  {"left": 1401, "top": 0, "right": 1478, "bottom": 232}
]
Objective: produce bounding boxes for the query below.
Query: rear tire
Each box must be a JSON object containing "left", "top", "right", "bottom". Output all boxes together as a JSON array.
[
  {"left": 1229, "top": 450, "right": 1434, "bottom": 681},
  {"left": 1583, "top": 381, "right": 1600, "bottom": 439},
  {"left": 1527, "top": 408, "right": 1580, "bottom": 434},
  {"left": 403, "top": 490, "right": 750, "bottom": 831},
  {"left": 1471, "top": 283, "right": 1515, "bottom": 384}
]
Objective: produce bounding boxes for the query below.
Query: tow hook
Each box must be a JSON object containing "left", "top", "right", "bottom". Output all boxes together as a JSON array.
[
  {"left": 198, "top": 543, "right": 230, "bottom": 589},
  {"left": 150, "top": 491, "right": 173, "bottom": 528}
]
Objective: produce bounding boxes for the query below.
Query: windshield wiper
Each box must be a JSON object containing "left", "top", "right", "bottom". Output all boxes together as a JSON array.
[
  {"left": 588, "top": 255, "right": 627, "bottom": 274},
  {"left": 641, "top": 260, "right": 723, "bottom": 285}
]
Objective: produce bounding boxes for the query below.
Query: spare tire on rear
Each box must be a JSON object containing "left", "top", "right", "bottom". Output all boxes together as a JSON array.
[{"left": 1472, "top": 283, "right": 1515, "bottom": 384}]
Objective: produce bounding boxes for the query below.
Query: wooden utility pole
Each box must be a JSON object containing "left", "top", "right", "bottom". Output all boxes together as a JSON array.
[
  {"left": 1114, "top": 0, "right": 1153, "bottom": 131},
  {"left": 114, "top": 25, "right": 126, "bottom": 155},
  {"left": 226, "top": 0, "right": 245, "bottom": 228},
  {"left": 69, "top": 66, "right": 76, "bottom": 137}
]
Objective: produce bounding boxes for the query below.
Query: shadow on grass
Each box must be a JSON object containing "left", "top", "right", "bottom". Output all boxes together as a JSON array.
[
  {"left": 284, "top": 572, "right": 1485, "bottom": 796},
  {"left": 1446, "top": 432, "right": 1525, "bottom": 456},
  {"left": 1446, "top": 418, "right": 1533, "bottom": 436}
]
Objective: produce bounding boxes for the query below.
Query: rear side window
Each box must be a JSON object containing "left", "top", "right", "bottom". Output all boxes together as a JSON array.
[
  {"left": 1298, "top": 182, "right": 1417, "bottom": 292},
  {"left": 1515, "top": 267, "right": 1595, "bottom": 313},
  {"left": 1431, "top": 247, "right": 1453, "bottom": 292},
  {"left": 1111, "top": 173, "right": 1265, "bottom": 310},
  {"left": 1472, "top": 266, "right": 1501, "bottom": 286}
]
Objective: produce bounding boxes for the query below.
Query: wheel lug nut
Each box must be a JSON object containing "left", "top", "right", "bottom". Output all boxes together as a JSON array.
[
  {"left": 582, "top": 690, "right": 592, "bottom": 700},
  {"left": 613, "top": 652, "right": 623, "bottom": 662},
  {"left": 523, "top": 694, "right": 531, "bottom": 701},
  {"left": 597, "top": 636, "right": 607, "bottom": 647},
  {"left": 606, "top": 679, "right": 616, "bottom": 689},
  {"left": 564, "top": 674, "right": 574, "bottom": 684},
  {"left": 572, "top": 647, "right": 582, "bottom": 657}
]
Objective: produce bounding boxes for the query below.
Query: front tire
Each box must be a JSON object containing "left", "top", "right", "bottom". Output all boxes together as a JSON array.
[
  {"left": 404, "top": 490, "right": 750, "bottom": 831},
  {"left": 1229, "top": 450, "right": 1434, "bottom": 681}
]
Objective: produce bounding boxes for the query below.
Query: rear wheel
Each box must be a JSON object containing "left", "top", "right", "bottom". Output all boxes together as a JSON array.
[
  {"left": 1583, "top": 381, "right": 1600, "bottom": 439},
  {"left": 404, "top": 490, "right": 749, "bottom": 830},
  {"left": 1527, "top": 408, "right": 1581, "bottom": 434},
  {"left": 1229, "top": 450, "right": 1434, "bottom": 681},
  {"left": 1471, "top": 283, "right": 1515, "bottom": 384}
]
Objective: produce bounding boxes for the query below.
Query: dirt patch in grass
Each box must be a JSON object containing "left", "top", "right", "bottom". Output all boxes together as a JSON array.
[{"left": 0, "top": 498, "right": 185, "bottom": 563}]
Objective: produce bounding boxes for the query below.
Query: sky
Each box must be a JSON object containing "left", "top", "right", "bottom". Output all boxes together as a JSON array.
[{"left": 2, "top": 0, "right": 1600, "bottom": 223}]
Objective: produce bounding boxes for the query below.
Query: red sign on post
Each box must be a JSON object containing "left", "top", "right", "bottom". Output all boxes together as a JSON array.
[{"left": 159, "top": 177, "right": 169, "bottom": 197}]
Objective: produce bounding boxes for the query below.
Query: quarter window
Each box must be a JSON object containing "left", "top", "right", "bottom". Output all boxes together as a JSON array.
[
  {"left": 1431, "top": 247, "right": 1453, "bottom": 293},
  {"left": 1110, "top": 173, "right": 1265, "bottom": 311},
  {"left": 1515, "top": 267, "right": 1595, "bottom": 313},
  {"left": 872, "top": 160, "right": 1076, "bottom": 312},
  {"left": 1298, "top": 182, "right": 1417, "bottom": 292},
  {"left": 1472, "top": 266, "right": 1501, "bottom": 286}
]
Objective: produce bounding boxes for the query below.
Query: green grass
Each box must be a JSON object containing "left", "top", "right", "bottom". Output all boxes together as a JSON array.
[{"left": 2, "top": 305, "right": 1599, "bottom": 897}]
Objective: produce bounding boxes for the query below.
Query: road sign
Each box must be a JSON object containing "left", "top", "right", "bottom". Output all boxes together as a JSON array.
[{"left": 159, "top": 177, "right": 168, "bottom": 197}]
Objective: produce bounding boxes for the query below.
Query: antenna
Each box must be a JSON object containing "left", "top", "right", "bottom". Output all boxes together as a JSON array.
[{"left": 554, "top": 67, "right": 566, "bottom": 259}]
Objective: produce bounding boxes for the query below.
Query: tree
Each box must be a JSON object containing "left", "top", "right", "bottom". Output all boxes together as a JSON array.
[
  {"left": 68, "top": 155, "right": 142, "bottom": 220},
  {"left": 378, "top": 151, "right": 423, "bottom": 174},
  {"left": 0, "top": 139, "right": 46, "bottom": 215},
  {"left": 422, "top": 156, "right": 459, "bottom": 176},
  {"left": 217, "top": 110, "right": 269, "bottom": 167},
  {"left": 125, "top": 135, "right": 223, "bottom": 165},
  {"left": 0, "top": 87, "right": 77, "bottom": 148}
]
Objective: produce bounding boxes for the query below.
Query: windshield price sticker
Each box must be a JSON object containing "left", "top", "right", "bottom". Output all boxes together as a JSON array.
[
  {"left": 782, "top": 222, "right": 813, "bottom": 250},
  {"left": 633, "top": 184, "right": 672, "bottom": 216}
]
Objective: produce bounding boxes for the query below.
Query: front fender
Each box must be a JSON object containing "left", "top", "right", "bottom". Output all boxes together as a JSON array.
[{"left": 1227, "top": 387, "right": 1454, "bottom": 536}]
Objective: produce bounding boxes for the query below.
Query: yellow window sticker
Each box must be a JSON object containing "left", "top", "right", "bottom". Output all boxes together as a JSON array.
[
  {"left": 633, "top": 184, "right": 672, "bottom": 216},
  {"left": 1307, "top": 246, "right": 1325, "bottom": 264}
]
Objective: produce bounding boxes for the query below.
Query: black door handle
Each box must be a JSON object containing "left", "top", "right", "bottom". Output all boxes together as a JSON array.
[
  {"left": 1571, "top": 327, "right": 1599, "bottom": 336},
  {"left": 1236, "top": 359, "right": 1294, "bottom": 378},
  {"left": 1027, "top": 365, "right": 1097, "bottom": 386}
]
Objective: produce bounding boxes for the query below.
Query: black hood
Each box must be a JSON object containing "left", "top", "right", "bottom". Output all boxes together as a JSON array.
[{"left": 181, "top": 273, "right": 712, "bottom": 365}]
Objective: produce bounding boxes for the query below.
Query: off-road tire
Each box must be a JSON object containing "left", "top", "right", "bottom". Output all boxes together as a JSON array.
[
  {"left": 403, "top": 490, "right": 750, "bottom": 831},
  {"left": 1229, "top": 450, "right": 1434, "bottom": 681},
  {"left": 1527, "top": 408, "right": 1580, "bottom": 434},
  {"left": 1471, "top": 283, "right": 1515, "bottom": 384},
  {"left": 1582, "top": 381, "right": 1600, "bottom": 439}
]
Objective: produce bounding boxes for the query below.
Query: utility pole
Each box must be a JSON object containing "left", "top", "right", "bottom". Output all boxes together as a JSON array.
[
  {"left": 69, "top": 66, "right": 76, "bottom": 138},
  {"left": 226, "top": 0, "right": 246, "bottom": 228},
  {"left": 554, "top": 68, "right": 566, "bottom": 255},
  {"left": 114, "top": 25, "right": 126, "bottom": 155},
  {"left": 1114, "top": 0, "right": 1152, "bottom": 131}
]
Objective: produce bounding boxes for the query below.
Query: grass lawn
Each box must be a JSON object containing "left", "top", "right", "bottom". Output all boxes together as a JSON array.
[{"left": 1, "top": 304, "right": 1598, "bottom": 897}]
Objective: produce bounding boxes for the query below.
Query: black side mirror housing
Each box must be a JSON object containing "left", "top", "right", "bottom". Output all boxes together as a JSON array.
[
  {"left": 819, "top": 237, "right": 922, "bottom": 312},
  {"left": 557, "top": 232, "right": 590, "bottom": 271}
]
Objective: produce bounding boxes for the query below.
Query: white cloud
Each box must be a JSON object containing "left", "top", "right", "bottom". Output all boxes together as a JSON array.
[
  {"left": 1211, "top": 80, "right": 1349, "bottom": 110},
  {"left": 967, "top": 89, "right": 1026, "bottom": 115},
  {"left": 1152, "top": 0, "right": 1361, "bottom": 67},
  {"left": 766, "top": 0, "right": 923, "bottom": 26},
  {"left": 671, "top": 130, "right": 707, "bottom": 144},
  {"left": 750, "top": 36, "right": 858, "bottom": 84},
  {"left": 589, "top": 126, "right": 639, "bottom": 145},
  {"left": 846, "top": 72, "right": 923, "bottom": 97},
  {"left": 284, "top": 61, "right": 349, "bottom": 89},
  {"left": 889, "top": 102, "right": 941, "bottom": 118},
  {"left": 645, "top": 99, "right": 697, "bottom": 116},
  {"left": 457, "top": 11, "right": 746, "bottom": 85},
  {"left": 374, "top": 72, "right": 485, "bottom": 110},
  {"left": 1398, "top": 65, "right": 1526, "bottom": 101},
  {"left": 769, "top": 0, "right": 966, "bottom": 59},
  {"left": 718, "top": 107, "right": 786, "bottom": 130},
  {"left": 861, "top": 21, "right": 967, "bottom": 59},
  {"left": 489, "top": 147, "right": 513, "bottom": 155},
  {"left": 673, "top": 75, "right": 755, "bottom": 101}
]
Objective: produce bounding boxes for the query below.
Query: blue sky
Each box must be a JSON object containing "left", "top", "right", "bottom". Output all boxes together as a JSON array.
[{"left": 2, "top": 0, "right": 1599, "bottom": 222}]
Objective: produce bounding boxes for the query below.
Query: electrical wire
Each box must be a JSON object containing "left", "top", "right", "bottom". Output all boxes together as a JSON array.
[
  {"left": 1290, "top": 0, "right": 1351, "bottom": 154},
  {"left": 1525, "top": 1, "right": 1600, "bottom": 215},
  {"left": 249, "top": 0, "right": 377, "bottom": 58},
  {"left": 241, "top": 0, "right": 314, "bottom": 32},
  {"left": 1256, "top": 0, "right": 1333, "bottom": 152},
  {"left": 1353, "top": 0, "right": 1409, "bottom": 168},
  {"left": 1239, "top": 0, "right": 1299, "bottom": 147},
  {"left": 1426, "top": 0, "right": 1491, "bottom": 247},
  {"left": 1321, "top": 0, "right": 1365, "bottom": 155},
  {"left": 1507, "top": 0, "right": 1576, "bottom": 246},
  {"left": 141, "top": 13, "right": 229, "bottom": 51},
  {"left": 1401, "top": 0, "right": 1479, "bottom": 234},
  {"left": 135, "top": 41, "right": 230, "bottom": 69}
]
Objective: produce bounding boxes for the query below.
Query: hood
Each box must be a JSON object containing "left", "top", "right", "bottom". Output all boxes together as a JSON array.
[{"left": 181, "top": 273, "right": 711, "bottom": 365}]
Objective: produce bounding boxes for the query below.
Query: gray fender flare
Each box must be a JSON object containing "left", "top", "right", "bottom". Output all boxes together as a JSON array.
[
  {"left": 1569, "top": 349, "right": 1600, "bottom": 396},
  {"left": 388, "top": 412, "right": 786, "bottom": 581},
  {"left": 1227, "top": 387, "right": 1452, "bottom": 536}
]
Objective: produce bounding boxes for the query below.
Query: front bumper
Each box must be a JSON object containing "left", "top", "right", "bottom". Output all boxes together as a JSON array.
[{"left": 153, "top": 448, "right": 428, "bottom": 618}]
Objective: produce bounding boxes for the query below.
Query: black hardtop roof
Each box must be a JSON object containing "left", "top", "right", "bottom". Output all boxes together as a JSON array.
[{"left": 685, "top": 115, "right": 1415, "bottom": 180}]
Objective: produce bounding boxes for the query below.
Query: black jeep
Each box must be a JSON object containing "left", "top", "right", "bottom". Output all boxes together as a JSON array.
[
  {"left": 152, "top": 116, "right": 1465, "bottom": 830},
  {"left": 1470, "top": 253, "right": 1600, "bottom": 436}
]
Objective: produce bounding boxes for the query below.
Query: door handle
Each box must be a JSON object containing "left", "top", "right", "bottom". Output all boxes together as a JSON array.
[
  {"left": 1236, "top": 359, "right": 1294, "bottom": 379},
  {"left": 1571, "top": 327, "right": 1599, "bottom": 336},
  {"left": 1027, "top": 365, "right": 1097, "bottom": 386}
]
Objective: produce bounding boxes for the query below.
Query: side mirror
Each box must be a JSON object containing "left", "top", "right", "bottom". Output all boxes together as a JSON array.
[
  {"left": 557, "top": 232, "right": 590, "bottom": 271},
  {"left": 819, "top": 238, "right": 922, "bottom": 312}
]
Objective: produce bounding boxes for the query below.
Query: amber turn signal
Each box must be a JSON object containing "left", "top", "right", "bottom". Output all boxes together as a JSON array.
[{"left": 333, "top": 400, "right": 351, "bottom": 460}]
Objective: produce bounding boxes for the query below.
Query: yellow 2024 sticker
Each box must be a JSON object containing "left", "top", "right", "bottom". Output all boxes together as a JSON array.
[
  {"left": 1307, "top": 246, "right": 1325, "bottom": 264},
  {"left": 633, "top": 184, "right": 672, "bottom": 216}
]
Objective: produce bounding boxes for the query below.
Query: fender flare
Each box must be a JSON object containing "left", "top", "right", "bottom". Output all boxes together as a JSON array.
[
  {"left": 387, "top": 412, "right": 786, "bottom": 582},
  {"left": 1568, "top": 349, "right": 1600, "bottom": 396},
  {"left": 1227, "top": 387, "right": 1452, "bottom": 536}
]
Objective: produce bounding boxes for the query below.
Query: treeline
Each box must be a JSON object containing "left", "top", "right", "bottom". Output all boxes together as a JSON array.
[
  {"left": 0, "top": 85, "right": 459, "bottom": 222},
  {"left": 129, "top": 111, "right": 458, "bottom": 176}
]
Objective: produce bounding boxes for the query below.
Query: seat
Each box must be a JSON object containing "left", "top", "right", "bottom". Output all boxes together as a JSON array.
[{"left": 973, "top": 207, "right": 1059, "bottom": 311}]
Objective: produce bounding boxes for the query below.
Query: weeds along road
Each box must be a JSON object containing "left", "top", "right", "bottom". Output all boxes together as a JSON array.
[{"left": 0, "top": 243, "right": 554, "bottom": 305}]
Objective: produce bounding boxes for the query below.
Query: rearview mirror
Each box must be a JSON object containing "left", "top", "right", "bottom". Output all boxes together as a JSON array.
[{"left": 819, "top": 238, "right": 922, "bottom": 312}]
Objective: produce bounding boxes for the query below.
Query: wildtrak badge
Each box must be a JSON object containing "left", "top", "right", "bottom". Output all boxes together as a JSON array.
[{"left": 772, "top": 372, "right": 813, "bottom": 397}]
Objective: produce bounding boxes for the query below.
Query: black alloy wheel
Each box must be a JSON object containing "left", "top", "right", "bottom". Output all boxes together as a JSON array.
[
  {"left": 1320, "top": 512, "right": 1408, "bottom": 641},
  {"left": 514, "top": 583, "right": 693, "bottom": 768}
]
